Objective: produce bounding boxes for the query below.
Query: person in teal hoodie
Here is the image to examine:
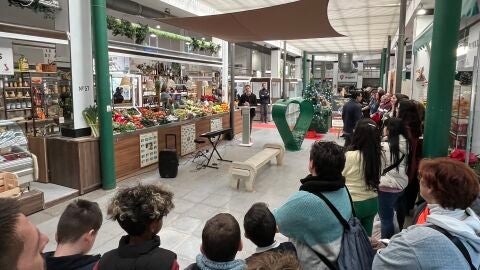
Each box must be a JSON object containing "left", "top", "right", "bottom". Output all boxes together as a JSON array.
[{"left": 273, "top": 141, "right": 352, "bottom": 269}]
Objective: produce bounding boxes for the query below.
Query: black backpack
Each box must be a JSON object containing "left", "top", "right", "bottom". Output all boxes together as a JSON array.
[{"left": 310, "top": 188, "right": 375, "bottom": 270}]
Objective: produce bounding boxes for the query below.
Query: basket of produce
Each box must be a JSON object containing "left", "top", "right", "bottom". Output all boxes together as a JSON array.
[
  {"left": 0, "top": 172, "right": 20, "bottom": 198},
  {"left": 42, "top": 63, "right": 57, "bottom": 72}
]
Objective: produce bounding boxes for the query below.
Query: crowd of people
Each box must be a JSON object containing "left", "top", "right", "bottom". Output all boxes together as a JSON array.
[
  {"left": 0, "top": 86, "right": 479, "bottom": 270},
  {"left": 1, "top": 143, "right": 479, "bottom": 270}
]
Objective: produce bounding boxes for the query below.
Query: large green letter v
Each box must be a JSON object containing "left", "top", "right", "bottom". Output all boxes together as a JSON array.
[{"left": 272, "top": 98, "right": 314, "bottom": 151}]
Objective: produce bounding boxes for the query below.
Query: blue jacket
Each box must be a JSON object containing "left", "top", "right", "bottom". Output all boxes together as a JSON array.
[
  {"left": 342, "top": 99, "right": 362, "bottom": 134},
  {"left": 373, "top": 207, "right": 480, "bottom": 270}
]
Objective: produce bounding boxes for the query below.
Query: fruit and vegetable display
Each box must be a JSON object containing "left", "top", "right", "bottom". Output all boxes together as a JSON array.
[
  {"left": 111, "top": 100, "right": 229, "bottom": 134},
  {"left": 212, "top": 103, "right": 229, "bottom": 114}
]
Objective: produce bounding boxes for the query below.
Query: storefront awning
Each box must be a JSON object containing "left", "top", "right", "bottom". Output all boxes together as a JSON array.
[
  {"left": 413, "top": 24, "right": 433, "bottom": 54},
  {"left": 414, "top": 1, "right": 479, "bottom": 54},
  {"left": 159, "top": 0, "right": 342, "bottom": 43},
  {"left": 462, "top": 0, "right": 480, "bottom": 18}
]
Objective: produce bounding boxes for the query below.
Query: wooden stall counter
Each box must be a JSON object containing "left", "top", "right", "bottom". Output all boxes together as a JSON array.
[
  {"left": 114, "top": 111, "right": 241, "bottom": 180},
  {"left": 47, "top": 136, "right": 101, "bottom": 194},
  {"left": 46, "top": 110, "right": 242, "bottom": 186}
]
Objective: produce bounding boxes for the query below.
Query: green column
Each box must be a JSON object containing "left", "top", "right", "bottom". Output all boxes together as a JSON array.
[
  {"left": 302, "top": 51, "right": 308, "bottom": 92},
  {"left": 423, "top": 0, "right": 462, "bottom": 158},
  {"left": 91, "top": 0, "right": 116, "bottom": 189},
  {"left": 380, "top": 48, "right": 387, "bottom": 87}
]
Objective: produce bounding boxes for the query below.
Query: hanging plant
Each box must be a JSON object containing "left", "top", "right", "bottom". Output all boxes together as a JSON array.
[
  {"left": 8, "top": 0, "right": 61, "bottom": 19},
  {"left": 107, "top": 16, "right": 122, "bottom": 36},
  {"left": 191, "top": 37, "right": 200, "bottom": 51},
  {"left": 121, "top": 19, "right": 135, "bottom": 40},
  {"left": 459, "top": 71, "right": 473, "bottom": 86},
  {"left": 106, "top": 16, "right": 221, "bottom": 55},
  {"left": 171, "top": 62, "right": 181, "bottom": 77},
  {"left": 135, "top": 23, "right": 149, "bottom": 44},
  {"left": 198, "top": 40, "right": 206, "bottom": 52}
]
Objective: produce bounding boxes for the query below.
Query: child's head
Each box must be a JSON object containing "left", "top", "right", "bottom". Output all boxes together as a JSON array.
[
  {"left": 246, "top": 251, "right": 301, "bottom": 270},
  {"left": 244, "top": 203, "right": 276, "bottom": 248},
  {"left": 108, "top": 184, "right": 174, "bottom": 237},
  {"left": 56, "top": 199, "right": 102, "bottom": 253},
  {"left": 202, "top": 213, "right": 242, "bottom": 262}
]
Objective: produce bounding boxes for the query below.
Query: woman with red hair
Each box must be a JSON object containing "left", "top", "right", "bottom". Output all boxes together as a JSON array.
[{"left": 373, "top": 158, "right": 480, "bottom": 269}]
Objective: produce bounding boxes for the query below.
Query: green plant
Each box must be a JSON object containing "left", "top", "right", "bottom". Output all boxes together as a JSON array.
[
  {"left": 8, "top": 0, "right": 60, "bottom": 19},
  {"left": 171, "top": 63, "right": 181, "bottom": 77},
  {"left": 303, "top": 83, "right": 323, "bottom": 132},
  {"left": 135, "top": 24, "right": 149, "bottom": 44},
  {"left": 83, "top": 105, "right": 99, "bottom": 137},
  {"left": 106, "top": 16, "right": 221, "bottom": 55},
  {"left": 121, "top": 19, "right": 135, "bottom": 39}
]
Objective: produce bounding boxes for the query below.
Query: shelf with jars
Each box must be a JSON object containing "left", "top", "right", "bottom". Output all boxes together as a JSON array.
[{"left": 0, "top": 69, "right": 71, "bottom": 136}]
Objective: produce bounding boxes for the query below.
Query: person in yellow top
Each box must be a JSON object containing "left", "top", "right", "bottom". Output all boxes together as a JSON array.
[{"left": 342, "top": 119, "right": 382, "bottom": 235}]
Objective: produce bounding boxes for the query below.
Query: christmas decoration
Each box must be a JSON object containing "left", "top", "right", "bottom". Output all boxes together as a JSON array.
[
  {"left": 303, "top": 81, "right": 333, "bottom": 133},
  {"left": 303, "top": 83, "right": 322, "bottom": 132}
]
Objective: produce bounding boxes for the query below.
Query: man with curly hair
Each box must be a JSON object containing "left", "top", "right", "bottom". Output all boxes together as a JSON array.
[{"left": 96, "top": 184, "right": 178, "bottom": 270}]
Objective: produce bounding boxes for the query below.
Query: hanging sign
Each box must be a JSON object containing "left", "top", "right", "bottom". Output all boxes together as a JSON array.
[{"left": 0, "top": 41, "right": 14, "bottom": 75}]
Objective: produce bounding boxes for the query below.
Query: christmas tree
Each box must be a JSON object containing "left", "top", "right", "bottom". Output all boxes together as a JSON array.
[
  {"left": 303, "top": 82, "right": 322, "bottom": 132},
  {"left": 303, "top": 81, "right": 332, "bottom": 133},
  {"left": 320, "top": 81, "right": 333, "bottom": 103}
]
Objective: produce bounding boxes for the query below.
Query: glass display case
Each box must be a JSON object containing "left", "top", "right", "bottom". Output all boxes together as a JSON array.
[
  {"left": 0, "top": 120, "right": 35, "bottom": 187},
  {"left": 450, "top": 84, "right": 472, "bottom": 150}
]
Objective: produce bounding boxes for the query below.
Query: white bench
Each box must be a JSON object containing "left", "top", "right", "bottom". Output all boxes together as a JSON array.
[{"left": 230, "top": 144, "right": 285, "bottom": 192}]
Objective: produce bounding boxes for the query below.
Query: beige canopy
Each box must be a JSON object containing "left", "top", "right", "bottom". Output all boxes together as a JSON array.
[{"left": 159, "top": 0, "right": 343, "bottom": 42}]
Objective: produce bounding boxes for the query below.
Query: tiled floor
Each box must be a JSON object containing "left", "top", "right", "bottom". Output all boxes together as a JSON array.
[{"left": 29, "top": 127, "right": 340, "bottom": 268}]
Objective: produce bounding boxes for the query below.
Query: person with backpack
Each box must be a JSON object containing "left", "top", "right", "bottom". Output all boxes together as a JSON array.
[
  {"left": 343, "top": 119, "right": 382, "bottom": 236},
  {"left": 378, "top": 118, "right": 410, "bottom": 239},
  {"left": 274, "top": 142, "right": 373, "bottom": 270},
  {"left": 373, "top": 158, "right": 480, "bottom": 270}
]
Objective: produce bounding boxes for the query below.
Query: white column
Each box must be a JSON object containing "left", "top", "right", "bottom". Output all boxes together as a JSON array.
[
  {"left": 357, "top": 61, "right": 364, "bottom": 89},
  {"left": 68, "top": 0, "right": 95, "bottom": 131},
  {"left": 295, "top": 57, "right": 302, "bottom": 80},
  {"left": 271, "top": 49, "right": 281, "bottom": 78}
]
